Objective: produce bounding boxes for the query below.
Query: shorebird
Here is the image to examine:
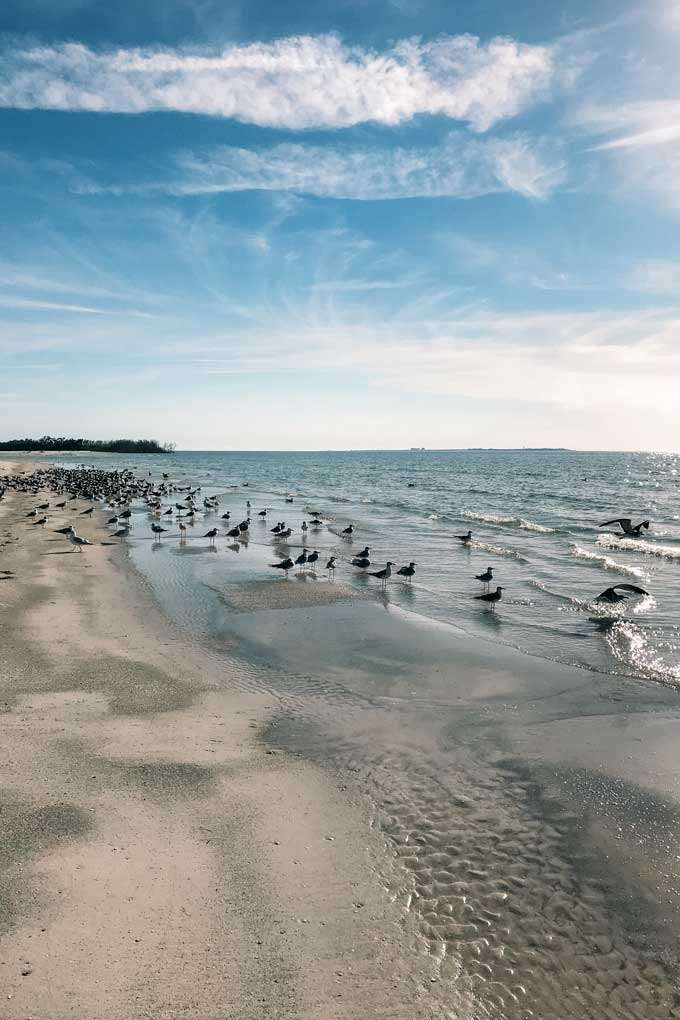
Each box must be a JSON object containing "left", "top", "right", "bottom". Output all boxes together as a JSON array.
[
  {"left": 258, "top": 509, "right": 267, "bottom": 517},
  {"left": 295, "top": 548, "right": 309, "bottom": 571},
  {"left": 326, "top": 555, "right": 337, "bottom": 576},
  {"left": 595, "top": 584, "right": 649, "bottom": 604},
  {"left": 80, "top": 507, "right": 95, "bottom": 516},
  {"left": 301, "top": 521, "right": 308, "bottom": 534},
  {"left": 309, "top": 518, "right": 323, "bottom": 527},
  {"left": 352, "top": 556, "right": 371, "bottom": 569},
  {"left": 285, "top": 495, "right": 294, "bottom": 504},
  {"left": 456, "top": 530, "right": 473, "bottom": 544},
  {"left": 307, "top": 550, "right": 319, "bottom": 570},
  {"left": 37, "top": 502, "right": 49, "bottom": 511},
  {"left": 107, "top": 516, "right": 118, "bottom": 525},
  {"left": 370, "top": 562, "right": 394, "bottom": 587},
  {"left": 271, "top": 557, "right": 294, "bottom": 576},
  {"left": 25, "top": 509, "right": 38, "bottom": 518},
  {"left": 179, "top": 522, "right": 187, "bottom": 542},
  {"left": 397, "top": 562, "right": 416, "bottom": 581},
  {"left": 238, "top": 519, "right": 250, "bottom": 533},
  {"left": 271, "top": 522, "right": 283, "bottom": 533},
  {"left": 68, "top": 531, "right": 92, "bottom": 552},
  {"left": 204, "top": 528, "right": 218, "bottom": 546},
  {"left": 54, "top": 525, "right": 75, "bottom": 535},
  {"left": 342, "top": 524, "right": 354, "bottom": 536},
  {"left": 112, "top": 527, "right": 129, "bottom": 542},
  {"left": 475, "top": 586, "right": 504, "bottom": 610},
  {"left": 277, "top": 528, "right": 292, "bottom": 540},
  {"left": 226, "top": 526, "right": 241, "bottom": 539},
  {"left": 599, "top": 518, "right": 650, "bottom": 537},
  {"left": 151, "top": 524, "right": 167, "bottom": 542},
  {"left": 475, "top": 567, "right": 493, "bottom": 590},
  {"left": 54, "top": 501, "right": 66, "bottom": 509},
  {"left": 354, "top": 546, "right": 370, "bottom": 559},
  {"left": 32, "top": 516, "right": 48, "bottom": 528},
  {"left": 221, "top": 513, "right": 231, "bottom": 521}
]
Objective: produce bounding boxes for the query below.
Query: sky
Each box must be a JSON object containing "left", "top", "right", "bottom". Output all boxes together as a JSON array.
[{"left": 1, "top": 0, "right": 680, "bottom": 451}]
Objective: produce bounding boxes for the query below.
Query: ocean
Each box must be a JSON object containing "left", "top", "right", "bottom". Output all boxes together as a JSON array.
[{"left": 48, "top": 447, "right": 680, "bottom": 688}]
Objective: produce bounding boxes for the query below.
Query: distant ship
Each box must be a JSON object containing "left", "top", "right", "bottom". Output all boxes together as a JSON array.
[{"left": 410, "top": 447, "right": 426, "bottom": 451}]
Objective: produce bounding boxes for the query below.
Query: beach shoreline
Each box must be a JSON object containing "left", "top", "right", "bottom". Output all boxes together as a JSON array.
[{"left": 0, "top": 462, "right": 433, "bottom": 1019}]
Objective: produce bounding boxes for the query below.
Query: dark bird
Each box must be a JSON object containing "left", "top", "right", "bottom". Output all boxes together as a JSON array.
[
  {"left": 119, "top": 509, "right": 132, "bottom": 521},
  {"left": 295, "top": 548, "right": 309, "bottom": 570},
  {"left": 474, "top": 586, "right": 504, "bottom": 610},
  {"left": 37, "top": 503, "right": 49, "bottom": 510},
  {"left": 221, "top": 513, "right": 231, "bottom": 521},
  {"left": 55, "top": 501, "right": 66, "bottom": 509},
  {"left": 599, "top": 518, "right": 650, "bottom": 537},
  {"left": 107, "top": 516, "right": 118, "bottom": 525},
  {"left": 342, "top": 524, "right": 354, "bottom": 536},
  {"left": 26, "top": 508, "right": 38, "bottom": 518},
  {"left": 397, "top": 562, "right": 416, "bottom": 581},
  {"left": 227, "top": 526, "right": 241, "bottom": 539},
  {"left": 32, "top": 516, "right": 48, "bottom": 528},
  {"left": 163, "top": 509, "right": 173, "bottom": 516},
  {"left": 151, "top": 524, "right": 167, "bottom": 541},
  {"left": 112, "top": 527, "right": 129, "bottom": 542},
  {"left": 355, "top": 546, "right": 370, "bottom": 559},
  {"left": 326, "top": 555, "right": 337, "bottom": 575},
  {"left": 352, "top": 556, "right": 371, "bottom": 569},
  {"left": 271, "top": 557, "right": 294, "bottom": 575},
  {"left": 595, "top": 584, "right": 650, "bottom": 604},
  {"left": 277, "top": 528, "right": 292, "bottom": 540},
  {"left": 475, "top": 567, "right": 493, "bottom": 589},
  {"left": 238, "top": 519, "right": 250, "bottom": 533},
  {"left": 54, "top": 525, "right": 75, "bottom": 535},
  {"left": 307, "top": 550, "right": 319, "bottom": 569},
  {"left": 204, "top": 528, "right": 219, "bottom": 545},
  {"left": 370, "top": 561, "right": 395, "bottom": 586},
  {"left": 456, "top": 530, "right": 473, "bottom": 544},
  {"left": 258, "top": 509, "right": 267, "bottom": 517},
  {"left": 179, "top": 522, "right": 187, "bottom": 541},
  {"left": 271, "top": 522, "right": 283, "bottom": 533},
  {"left": 80, "top": 507, "right": 95, "bottom": 516},
  {"left": 285, "top": 496, "right": 294, "bottom": 503},
  {"left": 309, "top": 518, "right": 323, "bottom": 527}
]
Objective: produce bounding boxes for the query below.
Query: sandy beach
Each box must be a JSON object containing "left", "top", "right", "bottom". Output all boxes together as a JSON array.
[{"left": 0, "top": 463, "right": 433, "bottom": 1019}]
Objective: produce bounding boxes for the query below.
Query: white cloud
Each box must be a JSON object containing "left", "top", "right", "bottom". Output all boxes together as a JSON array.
[
  {"left": 628, "top": 259, "right": 680, "bottom": 293},
  {"left": 160, "top": 133, "right": 564, "bottom": 201},
  {"left": 0, "top": 33, "right": 554, "bottom": 131},
  {"left": 579, "top": 100, "right": 680, "bottom": 151}
]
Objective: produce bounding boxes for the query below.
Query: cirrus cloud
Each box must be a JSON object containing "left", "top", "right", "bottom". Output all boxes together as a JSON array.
[{"left": 0, "top": 33, "right": 555, "bottom": 131}]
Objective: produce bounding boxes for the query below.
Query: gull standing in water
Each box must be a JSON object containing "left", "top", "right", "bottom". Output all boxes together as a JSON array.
[
  {"left": 307, "top": 550, "right": 319, "bottom": 570},
  {"left": 475, "top": 586, "right": 504, "bottom": 610},
  {"left": 271, "top": 557, "right": 294, "bottom": 576},
  {"left": 151, "top": 523, "right": 167, "bottom": 542},
  {"left": 342, "top": 524, "right": 354, "bottom": 537},
  {"left": 204, "top": 527, "right": 218, "bottom": 547},
  {"left": 326, "top": 555, "right": 336, "bottom": 577},
  {"left": 475, "top": 567, "right": 493, "bottom": 590},
  {"left": 370, "top": 562, "right": 395, "bottom": 587},
  {"left": 456, "top": 530, "right": 473, "bottom": 544},
  {"left": 295, "top": 548, "right": 309, "bottom": 572},
  {"left": 397, "top": 562, "right": 416, "bottom": 582},
  {"left": 112, "top": 527, "right": 130, "bottom": 542}
]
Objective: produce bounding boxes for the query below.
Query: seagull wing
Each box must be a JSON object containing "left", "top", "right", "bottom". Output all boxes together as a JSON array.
[
  {"left": 613, "top": 583, "right": 649, "bottom": 595},
  {"left": 599, "top": 518, "right": 630, "bottom": 529}
]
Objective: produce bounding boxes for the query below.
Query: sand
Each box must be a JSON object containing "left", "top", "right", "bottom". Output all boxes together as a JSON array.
[{"left": 0, "top": 463, "right": 434, "bottom": 1019}]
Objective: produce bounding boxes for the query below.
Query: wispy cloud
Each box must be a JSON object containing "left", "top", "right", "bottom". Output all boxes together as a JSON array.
[
  {"left": 628, "top": 259, "right": 680, "bottom": 293},
  {"left": 0, "top": 295, "right": 154, "bottom": 316},
  {"left": 115, "top": 133, "right": 565, "bottom": 201},
  {"left": 0, "top": 34, "right": 555, "bottom": 131},
  {"left": 579, "top": 100, "right": 680, "bottom": 151}
]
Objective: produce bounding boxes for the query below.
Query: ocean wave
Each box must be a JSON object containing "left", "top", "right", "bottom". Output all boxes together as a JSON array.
[
  {"left": 472, "top": 540, "right": 528, "bottom": 562},
  {"left": 596, "top": 535, "right": 680, "bottom": 560},
  {"left": 570, "top": 544, "right": 647, "bottom": 580},
  {"left": 605, "top": 621, "right": 680, "bottom": 687},
  {"left": 463, "top": 510, "right": 555, "bottom": 533}
]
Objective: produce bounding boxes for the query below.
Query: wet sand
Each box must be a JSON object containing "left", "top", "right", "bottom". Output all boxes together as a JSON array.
[{"left": 0, "top": 465, "right": 434, "bottom": 1018}]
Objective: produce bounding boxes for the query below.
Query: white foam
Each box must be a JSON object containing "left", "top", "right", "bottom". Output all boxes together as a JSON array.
[
  {"left": 463, "top": 510, "right": 554, "bottom": 533},
  {"left": 597, "top": 534, "right": 680, "bottom": 561},
  {"left": 570, "top": 544, "right": 647, "bottom": 580}
]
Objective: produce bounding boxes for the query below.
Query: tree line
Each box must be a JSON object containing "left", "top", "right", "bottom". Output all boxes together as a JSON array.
[{"left": 0, "top": 436, "right": 174, "bottom": 454}]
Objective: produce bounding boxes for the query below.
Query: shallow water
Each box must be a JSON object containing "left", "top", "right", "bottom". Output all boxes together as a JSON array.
[
  {"left": 43, "top": 447, "right": 680, "bottom": 688},
  {"left": 33, "top": 448, "right": 680, "bottom": 1017}
]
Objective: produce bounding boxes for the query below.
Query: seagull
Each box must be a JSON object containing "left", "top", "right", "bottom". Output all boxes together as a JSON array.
[
  {"left": 26, "top": 509, "right": 38, "bottom": 518},
  {"left": 54, "top": 501, "right": 66, "bottom": 509},
  {"left": 204, "top": 528, "right": 219, "bottom": 546},
  {"left": 326, "top": 555, "right": 337, "bottom": 575},
  {"left": 295, "top": 548, "right": 309, "bottom": 571},
  {"left": 32, "top": 516, "right": 48, "bottom": 528},
  {"left": 107, "top": 516, "right": 118, "bottom": 525},
  {"left": 226, "top": 526, "right": 241, "bottom": 539},
  {"left": 271, "top": 522, "right": 283, "bottom": 533},
  {"left": 475, "top": 567, "right": 493, "bottom": 590},
  {"left": 301, "top": 521, "right": 308, "bottom": 534},
  {"left": 370, "top": 562, "right": 394, "bottom": 586},
  {"left": 37, "top": 502, "right": 49, "bottom": 510},
  {"left": 342, "top": 524, "right": 354, "bottom": 536},
  {"left": 221, "top": 513, "right": 231, "bottom": 521},
  {"left": 54, "top": 525, "right": 75, "bottom": 535},
  {"left": 354, "top": 546, "right": 370, "bottom": 559},
  {"left": 112, "top": 527, "right": 129, "bottom": 542},
  {"left": 258, "top": 509, "right": 267, "bottom": 517},
  {"left": 276, "top": 528, "right": 292, "bottom": 540},
  {"left": 271, "top": 557, "right": 294, "bottom": 575},
  {"left": 80, "top": 507, "right": 95, "bottom": 516},
  {"left": 238, "top": 519, "right": 250, "bottom": 533},
  {"left": 179, "top": 522, "right": 187, "bottom": 541},
  {"left": 599, "top": 518, "right": 650, "bottom": 537},
  {"left": 456, "top": 530, "right": 473, "bottom": 544},
  {"left": 352, "top": 556, "right": 371, "bottom": 569},
  {"left": 285, "top": 495, "right": 294, "bottom": 504},
  {"left": 307, "top": 550, "right": 319, "bottom": 570},
  {"left": 595, "top": 584, "right": 650, "bottom": 604},
  {"left": 475, "top": 586, "right": 504, "bottom": 610},
  {"left": 397, "top": 562, "right": 416, "bottom": 581},
  {"left": 68, "top": 532, "right": 92, "bottom": 552},
  {"left": 151, "top": 524, "right": 167, "bottom": 542}
]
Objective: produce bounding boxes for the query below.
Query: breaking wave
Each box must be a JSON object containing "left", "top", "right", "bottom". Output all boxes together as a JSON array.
[
  {"left": 596, "top": 535, "right": 680, "bottom": 561},
  {"left": 463, "top": 510, "right": 555, "bottom": 533},
  {"left": 570, "top": 544, "right": 647, "bottom": 580}
]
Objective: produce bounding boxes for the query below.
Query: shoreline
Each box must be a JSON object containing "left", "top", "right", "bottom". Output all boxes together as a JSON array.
[{"left": 0, "top": 462, "right": 433, "bottom": 1018}]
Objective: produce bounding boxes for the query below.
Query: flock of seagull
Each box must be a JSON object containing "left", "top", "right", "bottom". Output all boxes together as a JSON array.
[{"left": 0, "top": 466, "right": 653, "bottom": 613}]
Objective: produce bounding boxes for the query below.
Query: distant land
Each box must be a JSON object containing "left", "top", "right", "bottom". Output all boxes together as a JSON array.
[{"left": 0, "top": 436, "right": 174, "bottom": 454}]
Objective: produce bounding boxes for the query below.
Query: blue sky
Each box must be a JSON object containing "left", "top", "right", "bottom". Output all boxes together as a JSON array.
[{"left": 1, "top": 0, "right": 679, "bottom": 450}]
